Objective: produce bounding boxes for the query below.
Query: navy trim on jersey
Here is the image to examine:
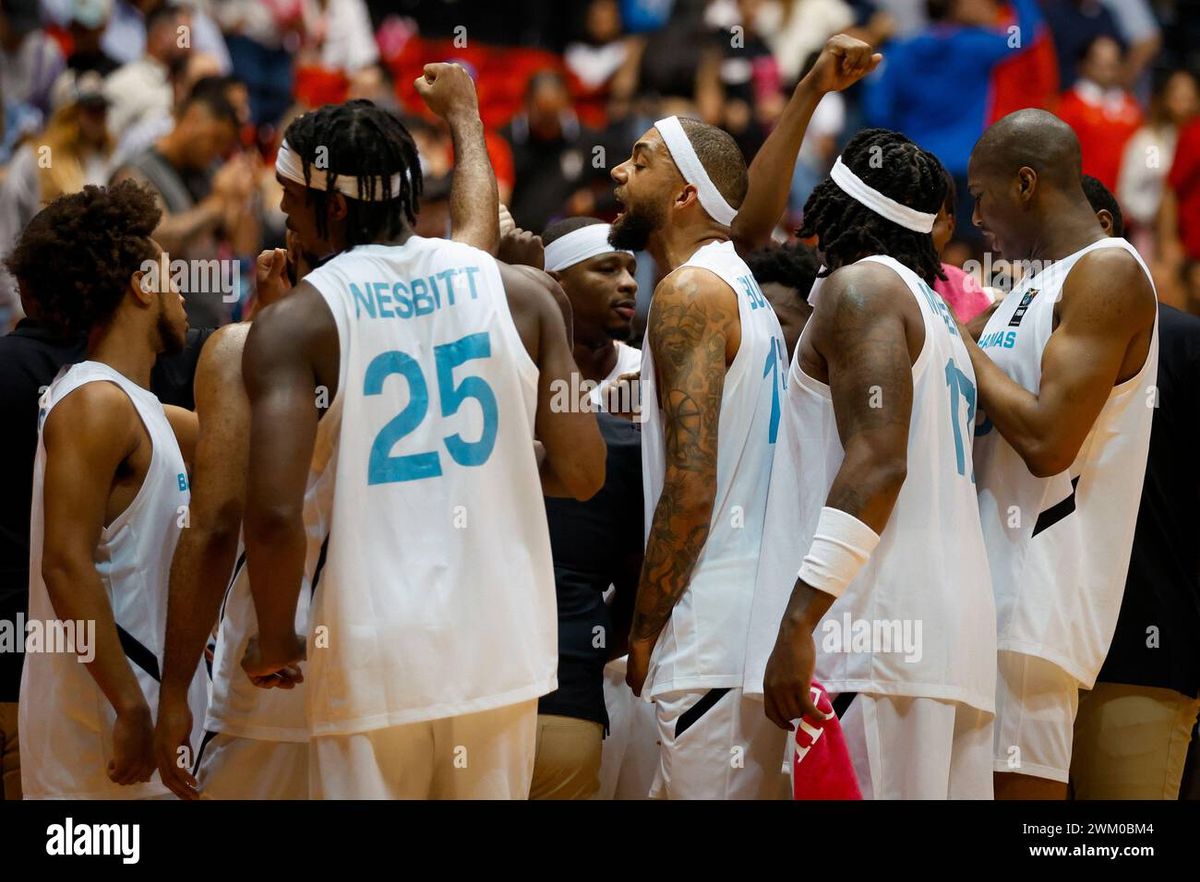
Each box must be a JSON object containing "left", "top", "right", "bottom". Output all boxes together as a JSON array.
[
  {"left": 1032, "top": 476, "right": 1081, "bottom": 538},
  {"left": 833, "top": 691, "right": 858, "bottom": 718},
  {"left": 310, "top": 533, "right": 331, "bottom": 597},
  {"left": 675, "top": 687, "right": 731, "bottom": 738},
  {"left": 116, "top": 624, "right": 161, "bottom": 682},
  {"left": 218, "top": 550, "right": 248, "bottom": 624},
  {"left": 192, "top": 729, "right": 219, "bottom": 775}
]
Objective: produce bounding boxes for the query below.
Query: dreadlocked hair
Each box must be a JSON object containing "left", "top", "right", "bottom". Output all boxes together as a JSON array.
[
  {"left": 799, "top": 128, "right": 947, "bottom": 284},
  {"left": 282, "top": 100, "right": 423, "bottom": 247}
]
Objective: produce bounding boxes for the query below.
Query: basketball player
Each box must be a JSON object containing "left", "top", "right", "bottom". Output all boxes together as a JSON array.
[
  {"left": 512, "top": 216, "right": 644, "bottom": 799},
  {"left": 238, "top": 87, "right": 605, "bottom": 800},
  {"left": 607, "top": 34, "right": 883, "bottom": 800},
  {"left": 151, "top": 64, "right": 500, "bottom": 801},
  {"left": 607, "top": 110, "right": 791, "bottom": 799},
  {"left": 744, "top": 129, "right": 997, "bottom": 799},
  {"left": 541, "top": 217, "right": 640, "bottom": 411},
  {"left": 7, "top": 182, "right": 207, "bottom": 799},
  {"left": 963, "top": 109, "right": 1158, "bottom": 800}
]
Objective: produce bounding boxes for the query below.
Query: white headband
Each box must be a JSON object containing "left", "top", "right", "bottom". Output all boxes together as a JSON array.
[
  {"left": 544, "top": 224, "right": 633, "bottom": 272},
  {"left": 829, "top": 156, "right": 936, "bottom": 233},
  {"left": 276, "top": 139, "right": 407, "bottom": 202},
  {"left": 654, "top": 116, "right": 738, "bottom": 226}
]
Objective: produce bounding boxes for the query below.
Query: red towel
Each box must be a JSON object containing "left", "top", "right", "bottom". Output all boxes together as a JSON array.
[{"left": 792, "top": 681, "right": 862, "bottom": 800}]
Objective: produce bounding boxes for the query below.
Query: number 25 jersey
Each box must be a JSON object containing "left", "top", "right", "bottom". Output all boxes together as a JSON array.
[{"left": 303, "top": 238, "right": 557, "bottom": 736}]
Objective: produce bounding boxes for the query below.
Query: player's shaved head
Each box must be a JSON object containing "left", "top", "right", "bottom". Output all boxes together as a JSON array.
[
  {"left": 972, "top": 108, "right": 1082, "bottom": 190},
  {"left": 968, "top": 109, "right": 1103, "bottom": 259}
]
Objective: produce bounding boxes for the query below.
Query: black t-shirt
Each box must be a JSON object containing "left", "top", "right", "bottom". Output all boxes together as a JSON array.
[
  {"left": 539, "top": 411, "right": 643, "bottom": 727},
  {"left": 0, "top": 321, "right": 213, "bottom": 702},
  {"left": 503, "top": 119, "right": 608, "bottom": 235},
  {"left": 1098, "top": 305, "right": 1200, "bottom": 697}
]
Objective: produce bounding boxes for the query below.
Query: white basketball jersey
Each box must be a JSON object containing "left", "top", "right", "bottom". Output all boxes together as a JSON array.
[
  {"left": 743, "top": 256, "right": 996, "bottom": 711},
  {"left": 303, "top": 238, "right": 557, "bottom": 735},
  {"left": 20, "top": 362, "right": 207, "bottom": 799},
  {"left": 640, "top": 239, "right": 787, "bottom": 698},
  {"left": 205, "top": 449, "right": 335, "bottom": 742},
  {"left": 974, "top": 238, "right": 1158, "bottom": 687}
]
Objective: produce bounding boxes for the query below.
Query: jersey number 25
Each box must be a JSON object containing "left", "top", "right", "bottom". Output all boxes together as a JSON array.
[{"left": 363, "top": 331, "right": 499, "bottom": 484}]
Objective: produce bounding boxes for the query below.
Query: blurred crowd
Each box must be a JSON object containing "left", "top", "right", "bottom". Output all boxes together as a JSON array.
[{"left": 1, "top": 0, "right": 1199, "bottom": 330}]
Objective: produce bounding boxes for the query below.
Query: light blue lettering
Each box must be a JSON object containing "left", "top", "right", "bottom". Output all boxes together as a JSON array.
[
  {"left": 350, "top": 282, "right": 376, "bottom": 319},
  {"left": 464, "top": 266, "right": 480, "bottom": 299},
  {"left": 374, "top": 281, "right": 394, "bottom": 318},
  {"left": 412, "top": 278, "right": 435, "bottom": 316},
  {"left": 438, "top": 269, "right": 458, "bottom": 306},
  {"left": 393, "top": 281, "right": 413, "bottom": 318}
]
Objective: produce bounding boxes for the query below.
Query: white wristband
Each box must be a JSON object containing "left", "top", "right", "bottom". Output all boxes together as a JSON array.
[{"left": 796, "top": 507, "right": 881, "bottom": 599}]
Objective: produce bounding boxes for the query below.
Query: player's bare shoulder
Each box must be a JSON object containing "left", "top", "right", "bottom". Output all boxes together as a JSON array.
[
  {"left": 197, "top": 322, "right": 252, "bottom": 393},
  {"left": 1063, "top": 246, "right": 1156, "bottom": 326},
  {"left": 655, "top": 265, "right": 737, "bottom": 313},
  {"left": 805, "top": 260, "right": 926, "bottom": 378},
  {"left": 820, "top": 260, "right": 914, "bottom": 314},
  {"left": 243, "top": 280, "right": 340, "bottom": 390},
  {"left": 498, "top": 262, "right": 569, "bottom": 359},
  {"left": 650, "top": 265, "right": 740, "bottom": 354},
  {"left": 44, "top": 378, "right": 139, "bottom": 446},
  {"left": 1061, "top": 245, "right": 1156, "bottom": 382}
]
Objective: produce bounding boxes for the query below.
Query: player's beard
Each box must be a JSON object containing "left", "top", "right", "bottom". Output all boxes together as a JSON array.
[{"left": 609, "top": 200, "right": 665, "bottom": 252}]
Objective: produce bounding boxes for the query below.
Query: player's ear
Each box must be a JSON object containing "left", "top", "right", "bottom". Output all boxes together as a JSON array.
[
  {"left": 1097, "top": 209, "right": 1114, "bottom": 236},
  {"left": 328, "top": 191, "right": 349, "bottom": 222},
  {"left": 1017, "top": 166, "right": 1037, "bottom": 203},
  {"left": 130, "top": 264, "right": 157, "bottom": 306},
  {"left": 678, "top": 183, "right": 697, "bottom": 211}
]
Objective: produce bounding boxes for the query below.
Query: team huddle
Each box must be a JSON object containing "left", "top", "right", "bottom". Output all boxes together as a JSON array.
[{"left": 10, "top": 35, "right": 1159, "bottom": 800}]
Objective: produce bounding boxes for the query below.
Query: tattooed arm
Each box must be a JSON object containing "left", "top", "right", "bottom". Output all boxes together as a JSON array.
[
  {"left": 762, "top": 262, "right": 920, "bottom": 727},
  {"left": 626, "top": 268, "right": 739, "bottom": 696}
]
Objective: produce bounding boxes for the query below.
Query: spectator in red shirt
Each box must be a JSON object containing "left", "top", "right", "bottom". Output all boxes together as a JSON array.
[
  {"left": 1162, "top": 115, "right": 1200, "bottom": 265},
  {"left": 987, "top": 0, "right": 1059, "bottom": 124},
  {"left": 1056, "top": 34, "right": 1143, "bottom": 192}
]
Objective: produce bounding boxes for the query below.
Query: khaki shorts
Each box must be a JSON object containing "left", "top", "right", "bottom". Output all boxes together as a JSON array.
[
  {"left": 529, "top": 714, "right": 603, "bottom": 800},
  {"left": 1071, "top": 682, "right": 1200, "bottom": 800}
]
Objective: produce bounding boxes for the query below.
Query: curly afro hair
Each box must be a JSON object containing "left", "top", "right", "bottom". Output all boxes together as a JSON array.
[
  {"left": 799, "top": 128, "right": 947, "bottom": 284},
  {"left": 6, "top": 180, "right": 161, "bottom": 336}
]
